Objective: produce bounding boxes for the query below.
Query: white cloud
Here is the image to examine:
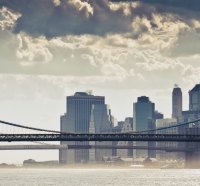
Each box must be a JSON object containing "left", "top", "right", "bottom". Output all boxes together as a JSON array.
[
  {"left": 0, "top": 7, "right": 20, "bottom": 30},
  {"left": 52, "top": 0, "right": 61, "bottom": 7},
  {"left": 16, "top": 34, "right": 53, "bottom": 65},
  {"left": 68, "top": 0, "right": 94, "bottom": 17}
]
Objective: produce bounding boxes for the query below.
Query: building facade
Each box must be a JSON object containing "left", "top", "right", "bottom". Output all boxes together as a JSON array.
[
  {"left": 156, "top": 118, "right": 179, "bottom": 160},
  {"left": 133, "top": 96, "right": 155, "bottom": 159},
  {"left": 59, "top": 92, "right": 105, "bottom": 164},
  {"left": 182, "top": 84, "right": 200, "bottom": 127},
  {"left": 89, "top": 104, "right": 113, "bottom": 162},
  {"left": 117, "top": 117, "right": 133, "bottom": 158},
  {"left": 172, "top": 85, "right": 182, "bottom": 122}
]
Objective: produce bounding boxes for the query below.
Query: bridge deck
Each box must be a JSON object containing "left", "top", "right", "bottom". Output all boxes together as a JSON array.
[
  {"left": 0, "top": 144, "right": 192, "bottom": 152},
  {"left": 0, "top": 133, "right": 200, "bottom": 142}
]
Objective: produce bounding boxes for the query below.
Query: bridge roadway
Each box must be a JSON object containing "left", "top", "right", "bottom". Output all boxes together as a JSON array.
[
  {"left": 68, "top": 144, "right": 192, "bottom": 152},
  {"left": 0, "top": 133, "right": 200, "bottom": 142},
  {"left": 0, "top": 144, "right": 192, "bottom": 152},
  {"left": 0, "top": 144, "right": 68, "bottom": 150}
]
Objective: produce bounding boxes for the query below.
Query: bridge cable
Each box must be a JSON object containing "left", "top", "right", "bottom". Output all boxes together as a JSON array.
[
  {"left": 0, "top": 118, "right": 200, "bottom": 135},
  {"left": 0, "top": 119, "right": 61, "bottom": 134},
  {"left": 127, "top": 118, "right": 200, "bottom": 134}
]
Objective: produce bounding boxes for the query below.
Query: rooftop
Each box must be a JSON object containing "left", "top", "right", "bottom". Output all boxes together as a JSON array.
[
  {"left": 74, "top": 92, "right": 92, "bottom": 96},
  {"left": 190, "top": 84, "right": 200, "bottom": 92},
  {"left": 137, "top": 96, "right": 149, "bottom": 102}
]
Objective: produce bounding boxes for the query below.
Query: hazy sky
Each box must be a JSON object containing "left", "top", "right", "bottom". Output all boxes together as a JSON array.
[{"left": 0, "top": 0, "right": 200, "bottom": 163}]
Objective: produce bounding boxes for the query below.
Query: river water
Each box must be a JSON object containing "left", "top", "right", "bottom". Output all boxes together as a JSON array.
[{"left": 0, "top": 169, "right": 200, "bottom": 186}]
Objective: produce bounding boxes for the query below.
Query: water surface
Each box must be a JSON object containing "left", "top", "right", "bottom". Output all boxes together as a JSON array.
[{"left": 0, "top": 169, "right": 200, "bottom": 186}]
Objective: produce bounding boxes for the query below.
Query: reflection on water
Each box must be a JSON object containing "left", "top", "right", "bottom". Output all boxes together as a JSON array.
[{"left": 0, "top": 169, "right": 200, "bottom": 186}]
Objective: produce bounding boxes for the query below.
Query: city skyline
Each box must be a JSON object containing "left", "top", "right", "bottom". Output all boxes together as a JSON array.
[
  {"left": 0, "top": 82, "right": 198, "bottom": 163},
  {"left": 1, "top": 0, "right": 200, "bottom": 164}
]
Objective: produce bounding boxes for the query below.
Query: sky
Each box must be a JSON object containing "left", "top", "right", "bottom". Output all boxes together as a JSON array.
[{"left": 0, "top": 0, "right": 200, "bottom": 163}]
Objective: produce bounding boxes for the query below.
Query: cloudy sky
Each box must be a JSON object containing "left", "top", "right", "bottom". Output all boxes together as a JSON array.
[{"left": 0, "top": 0, "right": 200, "bottom": 163}]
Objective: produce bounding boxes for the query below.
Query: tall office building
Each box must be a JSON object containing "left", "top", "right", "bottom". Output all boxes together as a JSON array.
[
  {"left": 182, "top": 84, "right": 200, "bottom": 128},
  {"left": 154, "top": 111, "right": 164, "bottom": 120},
  {"left": 172, "top": 84, "right": 182, "bottom": 122},
  {"left": 181, "top": 84, "right": 200, "bottom": 165},
  {"left": 133, "top": 96, "right": 155, "bottom": 159},
  {"left": 59, "top": 92, "right": 105, "bottom": 164},
  {"left": 156, "top": 118, "right": 178, "bottom": 160},
  {"left": 117, "top": 117, "right": 133, "bottom": 158},
  {"left": 89, "top": 104, "right": 113, "bottom": 161},
  {"left": 189, "top": 84, "right": 200, "bottom": 111}
]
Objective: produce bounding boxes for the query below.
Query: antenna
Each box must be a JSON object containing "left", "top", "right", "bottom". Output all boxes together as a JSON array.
[{"left": 174, "top": 84, "right": 178, "bottom": 88}]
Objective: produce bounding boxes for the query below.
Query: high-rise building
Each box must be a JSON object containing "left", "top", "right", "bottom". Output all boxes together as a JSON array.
[
  {"left": 89, "top": 104, "right": 113, "bottom": 162},
  {"left": 172, "top": 84, "right": 182, "bottom": 122},
  {"left": 59, "top": 92, "right": 105, "bottom": 164},
  {"left": 189, "top": 84, "right": 200, "bottom": 111},
  {"left": 117, "top": 117, "right": 133, "bottom": 158},
  {"left": 133, "top": 96, "right": 155, "bottom": 159},
  {"left": 154, "top": 111, "right": 164, "bottom": 120},
  {"left": 156, "top": 118, "right": 178, "bottom": 160},
  {"left": 182, "top": 84, "right": 200, "bottom": 167},
  {"left": 182, "top": 84, "right": 200, "bottom": 123}
]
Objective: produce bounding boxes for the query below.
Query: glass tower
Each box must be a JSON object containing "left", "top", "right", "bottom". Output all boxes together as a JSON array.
[
  {"left": 133, "top": 96, "right": 155, "bottom": 159},
  {"left": 59, "top": 92, "right": 105, "bottom": 164}
]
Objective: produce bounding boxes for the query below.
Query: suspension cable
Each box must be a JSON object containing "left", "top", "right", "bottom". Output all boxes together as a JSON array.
[
  {"left": 0, "top": 119, "right": 61, "bottom": 134},
  {"left": 127, "top": 118, "right": 200, "bottom": 134},
  {"left": 0, "top": 118, "right": 200, "bottom": 135}
]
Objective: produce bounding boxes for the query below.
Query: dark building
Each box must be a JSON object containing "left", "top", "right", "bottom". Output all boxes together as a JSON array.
[
  {"left": 133, "top": 96, "right": 155, "bottom": 132},
  {"left": 172, "top": 85, "right": 182, "bottom": 122},
  {"left": 189, "top": 84, "right": 200, "bottom": 111},
  {"left": 154, "top": 111, "right": 164, "bottom": 120},
  {"left": 133, "top": 96, "right": 155, "bottom": 158},
  {"left": 89, "top": 104, "right": 114, "bottom": 161},
  {"left": 181, "top": 84, "right": 200, "bottom": 161},
  {"left": 59, "top": 92, "right": 105, "bottom": 164},
  {"left": 117, "top": 117, "right": 133, "bottom": 158},
  {"left": 182, "top": 84, "right": 200, "bottom": 123}
]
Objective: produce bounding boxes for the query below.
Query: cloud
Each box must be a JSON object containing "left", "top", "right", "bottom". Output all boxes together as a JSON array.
[
  {"left": 169, "top": 30, "right": 200, "bottom": 57},
  {"left": 0, "top": 7, "right": 20, "bottom": 30},
  {"left": 16, "top": 34, "right": 53, "bottom": 65},
  {"left": 0, "top": 0, "right": 131, "bottom": 37},
  {"left": 1, "top": 0, "right": 200, "bottom": 59},
  {"left": 0, "top": 74, "right": 65, "bottom": 100},
  {"left": 139, "top": 0, "right": 200, "bottom": 12},
  {"left": 0, "top": 30, "right": 199, "bottom": 90},
  {"left": 1, "top": 0, "right": 200, "bottom": 93},
  {"left": 1, "top": 0, "right": 199, "bottom": 38}
]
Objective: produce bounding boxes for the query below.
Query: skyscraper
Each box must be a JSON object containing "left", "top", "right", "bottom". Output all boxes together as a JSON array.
[
  {"left": 59, "top": 92, "right": 105, "bottom": 164},
  {"left": 189, "top": 84, "right": 200, "bottom": 111},
  {"left": 182, "top": 84, "right": 200, "bottom": 125},
  {"left": 117, "top": 117, "right": 133, "bottom": 158},
  {"left": 89, "top": 104, "right": 113, "bottom": 161},
  {"left": 133, "top": 96, "right": 155, "bottom": 158},
  {"left": 172, "top": 84, "right": 182, "bottom": 122},
  {"left": 156, "top": 118, "right": 178, "bottom": 160}
]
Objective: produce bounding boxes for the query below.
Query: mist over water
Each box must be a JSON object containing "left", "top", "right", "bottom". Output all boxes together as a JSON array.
[{"left": 0, "top": 169, "right": 200, "bottom": 186}]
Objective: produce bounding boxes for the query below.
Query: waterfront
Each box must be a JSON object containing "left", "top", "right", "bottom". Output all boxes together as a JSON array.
[{"left": 0, "top": 169, "right": 200, "bottom": 186}]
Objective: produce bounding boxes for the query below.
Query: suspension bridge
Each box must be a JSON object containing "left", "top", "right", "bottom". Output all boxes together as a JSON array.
[
  {"left": 0, "top": 118, "right": 199, "bottom": 168},
  {"left": 0, "top": 118, "right": 199, "bottom": 142}
]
